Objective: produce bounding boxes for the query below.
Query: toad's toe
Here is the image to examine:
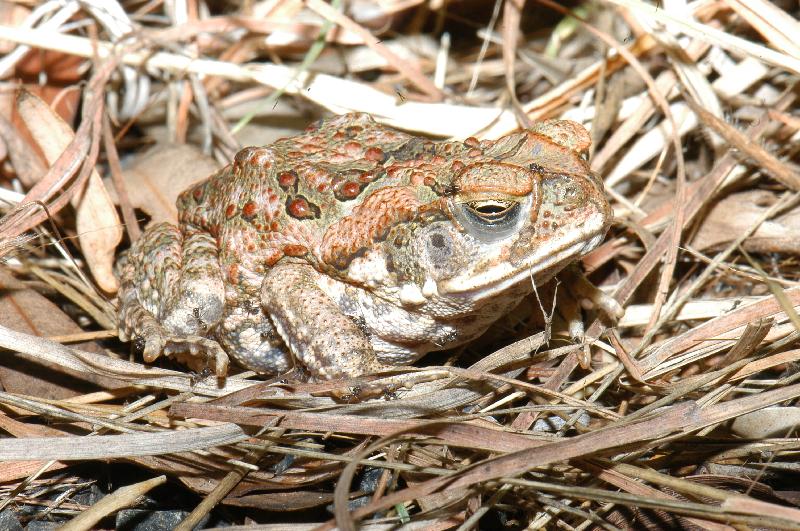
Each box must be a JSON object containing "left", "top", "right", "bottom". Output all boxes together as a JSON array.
[
  {"left": 163, "top": 336, "right": 230, "bottom": 376},
  {"left": 142, "top": 333, "right": 166, "bottom": 363}
]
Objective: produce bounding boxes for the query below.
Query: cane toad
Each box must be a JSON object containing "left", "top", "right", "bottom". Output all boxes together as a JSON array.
[{"left": 116, "top": 113, "right": 612, "bottom": 379}]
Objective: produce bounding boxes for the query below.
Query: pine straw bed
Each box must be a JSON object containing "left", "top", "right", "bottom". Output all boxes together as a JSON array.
[{"left": 1, "top": 0, "right": 800, "bottom": 529}]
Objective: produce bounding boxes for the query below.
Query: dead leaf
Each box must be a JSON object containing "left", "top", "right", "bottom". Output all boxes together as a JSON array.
[
  {"left": 0, "top": 3, "right": 29, "bottom": 55},
  {"left": 0, "top": 109, "right": 46, "bottom": 187},
  {"left": 222, "top": 491, "right": 335, "bottom": 511},
  {"left": 691, "top": 190, "right": 800, "bottom": 254},
  {"left": 0, "top": 412, "right": 69, "bottom": 482},
  {"left": 14, "top": 49, "right": 83, "bottom": 125},
  {"left": 0, "top": 62, "right": 114, "bottom": 246},
  {"left": 0, "top": 268, "right": 121, "bottom": 397},
  {"left": 75, "top": 174, "right": 123, "bottom": 291},
  {"left": 730, "top": 406, "right": 800, "bottom": 438},
  {"left": 16, "top": 90, "right": 122, "bottom": 292},
  {"left": 107, "top": 143, "right": 219, "bottom": 225}
]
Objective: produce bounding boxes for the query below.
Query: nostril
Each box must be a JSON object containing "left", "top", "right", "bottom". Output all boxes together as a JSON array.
[
  {"left": 429, "top": 233, "right": 446, "bottom": 248},
  {"left": 561, "top": 185, "right": 585, "bottom": 208},
  {"left": 542, "top": 176, "right": 587, "bottom": 210}
]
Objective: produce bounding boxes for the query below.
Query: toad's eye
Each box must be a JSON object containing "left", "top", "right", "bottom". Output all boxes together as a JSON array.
[
  {"left": 465, "top": 200, "right": 519, "bottom": 225},
  {"left": 454, "top": 198, "right": 525, "bottom": 241}
]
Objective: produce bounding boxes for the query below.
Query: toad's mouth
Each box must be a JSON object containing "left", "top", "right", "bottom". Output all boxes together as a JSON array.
[{"left": 437, "top": 210, "right": 608, "bottom": 298}]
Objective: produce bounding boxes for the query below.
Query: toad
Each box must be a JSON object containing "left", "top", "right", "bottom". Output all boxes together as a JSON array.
[{"left": 116, "top": 113, "right": 612, "bottom": 379}]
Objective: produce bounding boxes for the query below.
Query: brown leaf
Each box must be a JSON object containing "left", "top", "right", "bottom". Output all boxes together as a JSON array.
[
  {"left": 691, "top": 190, "right": 800, "bottom": 254},
  {"left": 0, "top": 106, "right": 46, "bottom": 187},
  {"left": 0, "top": 3, "right": 29, "bottom": 55},
  {"left": 0, "top": 412, "right": 69, "bottom": 482},
  {"left": 730, "top": 406, "right": 800, "bottom": 438},
  {"left": 0, "top": 268, "right": 121, "bottom": 397},
  {"left": 108, "top": 143, "right": 219, "bottom": 225},
  {"left": 14, "top": 49, "right": 83, "bottom": 125},
  {"left": 222, "top": 491, "right": 335, "bottom": 511},
  {"left": 0, "top": 63, "right": 114, "bottom": 245},
  {"left": 170, "top": 403, "right": 549, "bottom": 453},
  {"left": 16, "top": 90, "right": 122, "bottom": 292}
]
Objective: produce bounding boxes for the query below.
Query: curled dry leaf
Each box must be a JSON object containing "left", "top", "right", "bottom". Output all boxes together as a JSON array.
[
  {"left": 106, "top": 143, "right": 219, "bottom": 226},
  {"left": 730, "top": 406, "right": 800, "bottom": 438},
  {"left": 16, "top": 91, "right": 122, "bottom": 292},
  {"left": 691, "top": 190, "right": 800, "bottom": 255}
]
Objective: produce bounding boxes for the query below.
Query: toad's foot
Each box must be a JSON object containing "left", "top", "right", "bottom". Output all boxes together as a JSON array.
[
  {"left": 559, "top": 265, "right": 624, "bottom": 340},
  {"left": 116, "top": 223, "right": 228, "bottom": 376},
  {"left": 163, "top": 337, "right": 229, "bottom": 377},
  {"left": 118, "top": 298, "right": 229, "bottom": 376}
]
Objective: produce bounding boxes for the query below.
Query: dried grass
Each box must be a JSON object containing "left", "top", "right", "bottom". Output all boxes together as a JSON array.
[{"left": 1, "top": 0, "right": 800, "bottom": 529}]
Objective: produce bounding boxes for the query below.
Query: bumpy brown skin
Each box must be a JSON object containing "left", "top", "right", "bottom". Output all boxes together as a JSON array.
[{"left": 116, "top": 113, "right": 612, "bottom": 379}]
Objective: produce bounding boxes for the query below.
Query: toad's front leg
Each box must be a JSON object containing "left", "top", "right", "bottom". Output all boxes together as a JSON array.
[
  {"left": 117, "top": 222, "right": 229, "bottom": 375},
  {"left": 261, "top": 262, "right": 385, "bottom": 380}
]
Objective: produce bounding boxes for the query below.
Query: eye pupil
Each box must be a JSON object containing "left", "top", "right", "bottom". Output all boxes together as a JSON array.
[
  {"left": 464, "top": 200, "right": 519, "bottom": 226},
  {"left": 474, "top": 204, "right": 508, "bottom": 215},
  {"left": 454, "top": 198, "right": 525, "bottom": 241},
  {"left": 468, "top": 201, "right": 514, "bottom": 221}
]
